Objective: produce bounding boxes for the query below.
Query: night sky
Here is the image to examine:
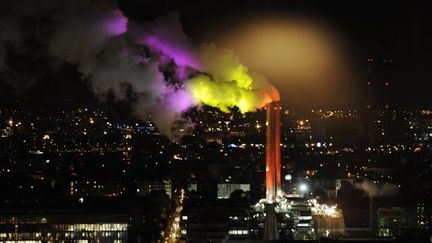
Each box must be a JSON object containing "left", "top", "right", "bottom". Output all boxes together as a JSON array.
[
  {"left": 1, "top": 0, "right": 431, "bottom": 111},
  {"left": 121, "top": 0, "right": 432, "bottom": 109}
]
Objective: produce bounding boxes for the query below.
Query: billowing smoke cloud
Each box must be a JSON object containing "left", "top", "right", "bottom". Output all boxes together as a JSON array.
[
  {"left": 0, "top": 0, "right": 278, "bottom": 139},
  {"left": 188, "top": 44, "right": 279, "bottom": 113},
  {"left": 351, "top": 179, "right": 399, "bottom": 197}
]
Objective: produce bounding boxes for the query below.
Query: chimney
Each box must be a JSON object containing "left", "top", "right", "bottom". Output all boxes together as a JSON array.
[
  {"left": 265, "top": 101, "right": 281, "bottom": 203},
  {"left": 263, "top": 101, "right": 281, "bottom": 240}
]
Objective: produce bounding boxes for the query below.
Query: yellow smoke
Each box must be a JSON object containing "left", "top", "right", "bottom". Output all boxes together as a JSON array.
[{"left": 187, "top": 43, "right": 279, "bottom": 113}]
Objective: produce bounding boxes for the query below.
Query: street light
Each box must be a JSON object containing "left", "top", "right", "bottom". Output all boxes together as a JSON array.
[{"left": 299, "top": 184, "right": 308, "bottom": 193}]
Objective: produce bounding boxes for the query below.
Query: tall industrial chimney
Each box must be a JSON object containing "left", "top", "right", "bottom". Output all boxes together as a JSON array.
[
  {"left": 263, "top": 101, "right": 281, "bottom": 240},
  {"left": 265, "top": 101, "right": 281, "bottom": 202}
]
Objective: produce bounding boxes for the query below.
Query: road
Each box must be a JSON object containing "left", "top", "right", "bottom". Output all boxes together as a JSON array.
[{"left": 162, "top": 188, "right": 185, "bottom": 243}]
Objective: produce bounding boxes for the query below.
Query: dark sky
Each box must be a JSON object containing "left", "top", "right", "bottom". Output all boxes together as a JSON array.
[
  {"left": 119, "top": 0, "right": 432, "bottom": 109},
  {"left": 1, "top": 0, "right": 431, "bottom": 111}
]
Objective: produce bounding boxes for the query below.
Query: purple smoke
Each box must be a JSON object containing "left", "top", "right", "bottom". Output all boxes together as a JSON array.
[
  {"left": 167, "top": 89, "right": 196, "bottom": 113},
  {"left": 141, "top": 35, "right": 200, "bottom": 70},
  {"left": 103, "top": 10, "right": 128, "bottom": 36},
  {"left": 175, "top": 66, "right": 188, "bottom": 80},
  {"left": 1, "top": 1, "right": 272, "bottom": 140}
]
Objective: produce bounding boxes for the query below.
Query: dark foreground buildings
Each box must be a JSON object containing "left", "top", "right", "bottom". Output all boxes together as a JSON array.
[
  {"left": 0, "top": 195, "right": 171, "bottom": 242},
  {"left": 0, "top": 107, "right": 432, "bottom": 242}
]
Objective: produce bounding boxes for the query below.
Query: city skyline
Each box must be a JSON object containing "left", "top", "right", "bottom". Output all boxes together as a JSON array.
[{"left": 0, "top": 0, "right": 431, "bottom": 242}]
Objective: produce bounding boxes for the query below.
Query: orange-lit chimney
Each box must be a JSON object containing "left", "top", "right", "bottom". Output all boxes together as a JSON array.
[
  {"left": 263, "top": 101, "right": 281, "bottom": 240},
  {"left": 265, "top": 101, "right": 282, "bottom": 203}
]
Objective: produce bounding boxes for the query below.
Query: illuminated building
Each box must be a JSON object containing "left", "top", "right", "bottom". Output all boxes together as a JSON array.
[
  {"left": 311, "top": 200, "right": 345, "bottom": 238},
  {"left": 291, "top": 199, "right": 313, "bottom": 240},
  {"left": 416, "top": 202, "right": 429, "bottom": 231},
  {"left": 294, "top": 119, "right": 312, "bottom": 145},
  {"left": 0, "top": 214, "right": 128, "bottom": 242},
  {"left": 180, "top": 201, "right": 250, "bottom": 241},
  {"left": 217, "top": 183, "right": 250, "bottom": 199},
  {"left": 1, "top": 127, "right": 13, "bottom": 138},
  {"left": 376, "top": 207, "right": 404, "bottom": 237},
  {"left": 136, "top": 179, "right": 172, "bottom": 198},
  {"left": 69, "top": 180, "right": 122, "bottom": 197}
]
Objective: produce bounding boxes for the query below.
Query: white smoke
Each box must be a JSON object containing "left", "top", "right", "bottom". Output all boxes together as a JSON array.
[
  {"left": 0, "top": 0, "right": 274, "bottom": 139},
  {"left": 351, "top": 179, "right": 399, "bottom": 197},
  {"left": 0, "top": 0, "right": 191, "bottom": 138}
]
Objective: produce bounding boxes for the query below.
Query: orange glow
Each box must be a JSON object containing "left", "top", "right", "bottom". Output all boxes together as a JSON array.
[
  {"left": 265, "top": 101, "right": 281, "bottom": 203},
  {"left": 217, "top": 17, "right": 357, "bottom": 107}
]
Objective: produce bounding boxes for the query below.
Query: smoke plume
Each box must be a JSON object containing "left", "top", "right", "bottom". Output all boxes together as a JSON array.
[
  {"left": 351, "top": 179, "right": 399, "bottom": 197},
  {"left": 0, "top": 0, "right": 278, "bottom": 139}
]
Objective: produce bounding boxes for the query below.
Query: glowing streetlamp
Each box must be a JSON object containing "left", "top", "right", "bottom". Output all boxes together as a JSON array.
[{"left": 299, "top": 183, "right": 308, "bottom": 193}]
